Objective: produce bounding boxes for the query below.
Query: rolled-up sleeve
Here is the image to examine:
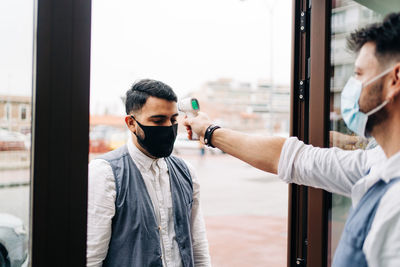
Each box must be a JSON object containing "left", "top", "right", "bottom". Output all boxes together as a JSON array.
[
  {"left": 87, "top": 159, "right": 116, "bottom": 267},
  {"left": 277, "top": 137, "right": 385, "bottom": 197},
  {"left": 184, "top": 161, "right": 212, "bottom": 267}
]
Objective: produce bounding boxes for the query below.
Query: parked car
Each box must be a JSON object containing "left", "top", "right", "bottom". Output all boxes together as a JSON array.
[
  {"left": 0, "top": 213, "right": 28, "bottom": 267},
  {"left": 0, "top": 130, "right": 27, "bottom": 151}
]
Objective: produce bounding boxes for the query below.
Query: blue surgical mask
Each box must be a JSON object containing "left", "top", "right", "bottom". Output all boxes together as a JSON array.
[{"left": 341, "top": 68, "right": 392, "bottom": 138}]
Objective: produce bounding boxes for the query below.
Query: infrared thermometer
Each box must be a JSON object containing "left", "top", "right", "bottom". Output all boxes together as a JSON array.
[{"left": 178, "top": 98, "right": 200, "bottom": 140}]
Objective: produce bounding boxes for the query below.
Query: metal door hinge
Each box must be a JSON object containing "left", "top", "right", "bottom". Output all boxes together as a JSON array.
[
  {"left": 299, "top": 80, "right": 307, "bottom": 101},
  {"left": 296, "top": 258, "right": 305, "bottom": 267},
  {"left": 300, "top": 11, "right": 307, "bottom": 33}
]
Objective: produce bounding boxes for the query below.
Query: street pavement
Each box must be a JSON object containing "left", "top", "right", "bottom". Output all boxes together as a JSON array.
[
  {"left": 0, "top": 168, "right": 30, "bottom": 228},
  {"left": 180, "top": 151, "right": 288, "bottom": 267}
]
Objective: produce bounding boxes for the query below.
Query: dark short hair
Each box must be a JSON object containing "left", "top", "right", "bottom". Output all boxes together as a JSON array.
[
  {"left": 125, "top": 79, "right": 177, "bottom": 114},
  {"left": 347, "top": 12, "right": 400, "bottom": 65}
]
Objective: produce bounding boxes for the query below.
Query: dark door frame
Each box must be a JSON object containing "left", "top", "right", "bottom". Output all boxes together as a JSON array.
[
  {"left": 288, "top": 0, "right": 331, "bottom": 266},
  {"left": 307, "top": 0, "right": 331, "bottom": 266},
  {"left": 31, "top": 0, "right": 91, "bottom": 266},
  {"left": 287, "top": 0, "right": 310, "bottom": 266}
]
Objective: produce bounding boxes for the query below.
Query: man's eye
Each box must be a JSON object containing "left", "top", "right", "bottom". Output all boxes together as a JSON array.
[{"left": 153, "top": 120, "right": 163, "bottom": 124}]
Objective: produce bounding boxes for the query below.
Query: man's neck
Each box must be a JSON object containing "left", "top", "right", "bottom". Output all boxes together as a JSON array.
[{"left": 374, "top": 112, "right": 400, "bottom": 158}]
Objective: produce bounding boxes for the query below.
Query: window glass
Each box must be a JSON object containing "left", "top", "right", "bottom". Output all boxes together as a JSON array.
[
  {"left": 90, "top": 0, "right": 291, "bottom": 265},
  {"left": 0, "top": 1, "right": 35, "bottom": 266},
  {"left": 328, "top": 0, "right": 398, "bottom": 264}
]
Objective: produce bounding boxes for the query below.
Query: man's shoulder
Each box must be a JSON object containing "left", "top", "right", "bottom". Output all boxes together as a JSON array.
[
  {"left": 169, "top": 155, "right": 196, "bottom": 169},
  {"left": 97, "top": 145, "right": 129, "bottom": 162},
  {"left": 167, "top": 155, "right": 188, "bottom": 169},
  {"left": 166, "top": 155, "right": 195, "bottom": 178},
  {"left": 364, "top": 178, "right": 400, "bottom": 265}
]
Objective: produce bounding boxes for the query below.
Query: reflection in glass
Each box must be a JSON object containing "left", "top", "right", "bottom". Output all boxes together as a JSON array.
[{"left": 0, "top": 1, "right": 34, "bottom": 266}]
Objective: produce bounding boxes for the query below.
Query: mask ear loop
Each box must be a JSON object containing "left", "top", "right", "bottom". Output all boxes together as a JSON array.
[
  {"left": 363, "top": 67, "right": 395, "bottom": 116},
  {"left": 130, "top": 115, "right": 142, "bottom": 138},
  {"left": 363, "top": 67, "right": 394, "bottom": 87},
  {"left": 365, "top": 100, "right": 389, "bottom": 116},
  {"left": 130, "top": 115, "right": 144, "bottom": 127}
]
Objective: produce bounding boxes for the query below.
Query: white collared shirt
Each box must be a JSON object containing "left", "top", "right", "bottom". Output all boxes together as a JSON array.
[
  {"left": 87, "top": 138, "right": 211, "bottom": 267},
  {"left": 278, "top": 137, "right": 400, "bottom": 267}
]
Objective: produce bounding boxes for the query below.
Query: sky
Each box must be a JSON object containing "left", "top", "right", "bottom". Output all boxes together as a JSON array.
[
  {"left": 0, "top": 0, "right": 293, "bottom": 115},
  {"left": 0, "top": 1, "right": 34, "bottom": 97}
]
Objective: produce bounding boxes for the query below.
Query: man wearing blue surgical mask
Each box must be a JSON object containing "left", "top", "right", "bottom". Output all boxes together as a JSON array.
[
  {"left": 184, "top": 13, "right": 400, "bottom": 267},
  {"left": 87, "top": 79, "right": 211, "bottom": 267}
]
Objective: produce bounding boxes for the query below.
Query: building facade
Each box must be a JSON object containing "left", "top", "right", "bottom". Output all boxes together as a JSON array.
[
  {"left": 0, "top": 95, "right": 31, "bottom": 134},
  {"left": 191, "top": 78, "right": 290, "bottom": 135}
]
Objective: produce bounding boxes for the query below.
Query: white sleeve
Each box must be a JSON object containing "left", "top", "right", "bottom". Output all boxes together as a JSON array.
[
  {"left": 184, "top": 160, "right": 212, "bottom": 267},
  {"left": 86, "top": 159, "right": 116, "bottom": 267},
  {"left": 277, "top": 137, "right": 385, "bottom": 197},
  {"left": 364, "top": 182, "right": 400, "bottom": 267}
]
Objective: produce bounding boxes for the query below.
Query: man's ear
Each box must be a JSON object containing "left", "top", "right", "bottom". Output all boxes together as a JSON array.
[
  {"left": 125, "top": 115, "right": 136, "bottom": 133},
  {"left": 387, "top": 63, "right": 400, "bottom": 101}
]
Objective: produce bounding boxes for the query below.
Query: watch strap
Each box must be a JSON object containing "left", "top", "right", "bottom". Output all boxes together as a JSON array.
[{"left": 204, "top": 124, "right": 221, "bottom": 148}]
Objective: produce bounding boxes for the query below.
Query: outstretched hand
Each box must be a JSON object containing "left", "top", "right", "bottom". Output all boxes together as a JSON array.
[{"left": 182, "top": 112, "right": 212, "bottom": 143}]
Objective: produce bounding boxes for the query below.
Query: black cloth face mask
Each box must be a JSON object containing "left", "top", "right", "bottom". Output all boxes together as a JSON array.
[{"left": 131, "top": 115, "right": 178, "bottom": 158}]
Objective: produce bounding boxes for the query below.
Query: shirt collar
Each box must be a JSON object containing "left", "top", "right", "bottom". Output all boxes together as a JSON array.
[
  {"left": 352, "top": 148, "right": 398, "bottom": 208},
  {"left": 127, "top": 136, "right": 157, "bottom": 170},
  {"left": 380, "top": 150, "right": 400, "bottom": 183}
]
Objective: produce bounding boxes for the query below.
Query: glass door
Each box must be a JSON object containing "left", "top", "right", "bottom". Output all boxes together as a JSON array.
[{"left": 89, "top": 1, "right": 292, "bottom": 266}]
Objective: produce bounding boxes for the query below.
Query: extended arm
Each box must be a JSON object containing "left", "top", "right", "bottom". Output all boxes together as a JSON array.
[
  {"left": 183, "top": 112, "right": 386, "bottom": 196},
  {"left": 183, "top": 112, "right": 285, "bottom": 174},
  {"left": 278, "top": 137, "right": 385, "bottom": 196}
]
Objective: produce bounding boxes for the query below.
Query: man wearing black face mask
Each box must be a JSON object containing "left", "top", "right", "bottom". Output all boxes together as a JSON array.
[{"left": 87, "top": 79, "right": 211, "bottom": 267}]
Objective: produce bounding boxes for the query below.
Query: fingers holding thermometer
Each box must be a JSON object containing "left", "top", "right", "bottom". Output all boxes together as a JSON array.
[
  {"left": 178, "top": 98, "right": 201, "bottom": 140},
  {"left": 183, "top": 112, "right": 212, "bottom": 143},
  {"left": 184, "top": 120, "right": 193, "bottom": 140}
]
